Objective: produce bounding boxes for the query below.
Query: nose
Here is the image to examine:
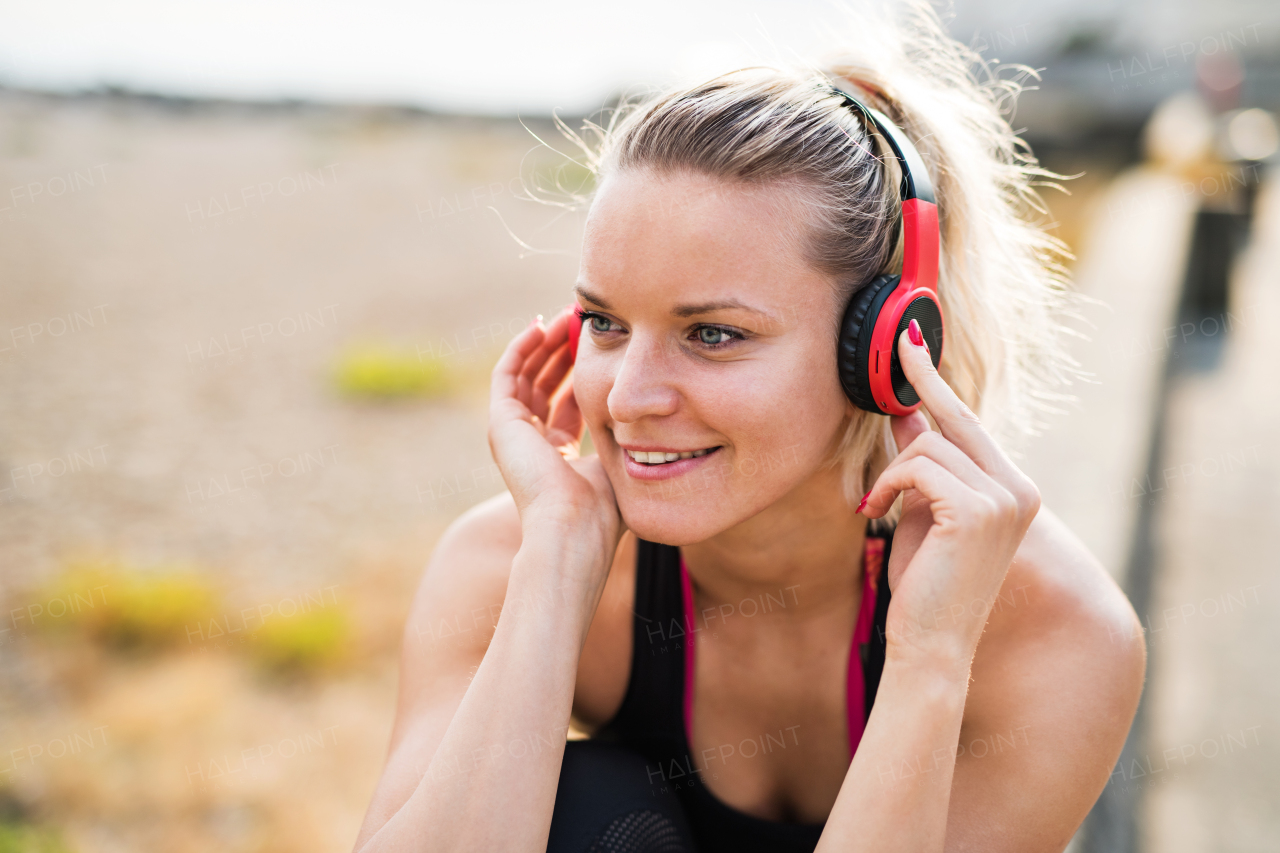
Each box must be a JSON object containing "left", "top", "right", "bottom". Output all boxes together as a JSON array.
[{"left": 606, "top": 333, "right": 680, "bottom": 424}]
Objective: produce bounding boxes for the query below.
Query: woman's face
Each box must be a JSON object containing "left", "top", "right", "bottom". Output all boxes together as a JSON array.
[{"left": 573, "top": 168, "right": 856, "bottom": 545}]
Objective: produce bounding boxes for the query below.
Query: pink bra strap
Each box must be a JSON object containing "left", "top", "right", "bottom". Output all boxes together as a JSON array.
[
  {"left": 847, "top": 536, "right": 884, "bottom": 759},
  {"left": 679, "top": 536, "right": 883, "bottom": 759}
]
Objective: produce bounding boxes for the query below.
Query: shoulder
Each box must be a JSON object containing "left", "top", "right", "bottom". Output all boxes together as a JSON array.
[
  {"left": 988, "top": 505, "right": 1146, "bottom": 671},
  {"left": 392, "top": 492, "right": 523, "bottom": 740},
  {"left": 947, "top": 505, "right": 1146, "bottom": 847},
  {"left": 429, "top": 489, "right": 524, "bottom": 569},
  {"left": 404, "top": 487, "right": 523, "bottom": 610},
  {"left": 968, "top": 503, "right": 1146, "bottom": 731},
  {"left": 404, "top": 490, "right": 524, "bottom": 642},
  {"left": 398, "top": 490, "right": 638, "bottom": 737}
]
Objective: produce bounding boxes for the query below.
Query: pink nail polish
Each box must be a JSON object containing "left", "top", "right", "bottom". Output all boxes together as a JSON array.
[
  {"left": 907, "top": 318, "right": 924, "bottom": 347},
  {"left": 856, "top": 490, "right": 870, "bottom": 514}
]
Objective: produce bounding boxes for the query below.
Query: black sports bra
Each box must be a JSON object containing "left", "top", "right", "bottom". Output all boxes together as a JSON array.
[{"left": 591, "top": 530, "right": 894, "bottom": 853}]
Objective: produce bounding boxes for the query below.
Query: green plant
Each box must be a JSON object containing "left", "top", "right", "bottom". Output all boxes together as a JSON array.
[
  {"left": 333, "top": 344, "right": 451, "bottom": 399},
  {"left": 0, "top": 821, "right": 72, "bottom": 853},
  {"left": 47, "top": 563, "right": 218, "bottom": 650},
  {"left": 250, "top": 607, "right": 348, "bottom": 673}
]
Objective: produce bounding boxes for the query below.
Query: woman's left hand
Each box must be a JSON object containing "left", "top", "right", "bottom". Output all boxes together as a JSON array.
[{"left": 861, "top": 319, "right": 1042, "bottom": 668}]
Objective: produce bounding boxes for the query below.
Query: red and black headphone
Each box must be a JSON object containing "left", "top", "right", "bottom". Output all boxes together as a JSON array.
[
  {"left": 830, "top": 82, "right": 943, "bottom": 416},
  {"left": 566, "top": 81, "right": 942, "bottom": 417}
]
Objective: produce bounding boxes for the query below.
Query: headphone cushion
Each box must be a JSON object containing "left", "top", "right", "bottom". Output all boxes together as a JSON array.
[{"left": 838, "top": 274, "right": 900, "bottom": 412}]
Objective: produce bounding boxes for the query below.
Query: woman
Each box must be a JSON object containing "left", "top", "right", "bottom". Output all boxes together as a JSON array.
[{"left": 355, "top": 4, "right": 1145, "bottom": 851}]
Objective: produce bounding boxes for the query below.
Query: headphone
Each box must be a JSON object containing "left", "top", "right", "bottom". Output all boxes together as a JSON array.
[
  {"left": 565, "top": 80, "right": 943, "bottom": 417},
  {"left": 830, "top": 82, "right": 943, "bottom": 416}
]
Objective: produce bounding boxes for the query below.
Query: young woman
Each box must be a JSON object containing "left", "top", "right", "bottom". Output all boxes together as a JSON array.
[{"left": 355, "top": 4, "right": 1145, "bottom": 851}]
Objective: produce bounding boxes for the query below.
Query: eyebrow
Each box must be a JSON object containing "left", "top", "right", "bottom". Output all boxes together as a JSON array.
[{"left": 574, "top": 284, "right": 776, "bottom": 321}]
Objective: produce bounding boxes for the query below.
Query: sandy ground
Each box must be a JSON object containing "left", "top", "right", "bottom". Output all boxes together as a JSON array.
[{"left": 0, "top": 91, "right": 588, "bottom": 852}]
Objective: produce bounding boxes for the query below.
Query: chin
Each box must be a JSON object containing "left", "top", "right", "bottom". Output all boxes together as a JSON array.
[
  {"left": 609, "top": 467, "right": 783, "bottom": 546},
  {"left": 618, "top": 499, "right": 729, "bottom": 546}
]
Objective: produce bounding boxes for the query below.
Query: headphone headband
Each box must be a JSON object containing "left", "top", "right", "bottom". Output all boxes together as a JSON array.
[
  {"left": 825, "top": 82, "right": 935, "bottom": 204},
  {"left": 828, "top": 78, "right": 945, "bottom": 416}
]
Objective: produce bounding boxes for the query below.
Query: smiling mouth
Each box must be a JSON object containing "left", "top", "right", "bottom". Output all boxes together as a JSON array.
[{"left": 625, "top": 447, "right": 722, "bottom": 466}]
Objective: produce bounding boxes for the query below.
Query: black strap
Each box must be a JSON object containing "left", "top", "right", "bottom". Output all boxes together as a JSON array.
[
  {"left": 601, "top": 533, "right": 893, "bottom": 742},
  {"left": 592, "top": 534, "right": 896, "bottom": 852},
  {"left": 591, "top": 540, "right": 687, "bottom": 758}
]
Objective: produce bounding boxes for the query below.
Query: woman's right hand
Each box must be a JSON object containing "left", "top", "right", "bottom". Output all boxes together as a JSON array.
[{"left": 488, "top": 308, "right": 623, "bottom": 558}]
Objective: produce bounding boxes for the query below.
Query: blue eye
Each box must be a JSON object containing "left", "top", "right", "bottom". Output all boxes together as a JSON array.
[
  {"left": 692, "top": 325, "right": 743, "bottom": 349},
  {"left": 580, "top": 312, "right": 621, "bottom": 336},
  {"left": 578, "top": 312, "right": 744, "bottom": 352}
]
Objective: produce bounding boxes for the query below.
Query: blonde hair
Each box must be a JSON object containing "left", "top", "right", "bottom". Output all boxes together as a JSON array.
[{"left": 547, "top": 0, "right": 1077, "bottom": 510}]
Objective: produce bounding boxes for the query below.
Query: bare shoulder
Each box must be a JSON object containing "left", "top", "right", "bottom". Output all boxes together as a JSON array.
[
  {"left": 946, "top": 506, "right": 1147, "bottom": 850},
  {"left": 394, "top": 491, "right": 636, "bottom": 742},
  {"left": 407, "top": 490, "right": 525, "bottom": 653},
  {"left": 966, "top": 503, "right": 1147, "bottom": 734},
  {"left": 414, "top": 490, "right": 524, "bottom": 611},
  {"left": 391, "top": 491, "right": 523, "bottom": 747},
  {"left": 984, "top": 505, "right": 1147, "bottom": 672}
]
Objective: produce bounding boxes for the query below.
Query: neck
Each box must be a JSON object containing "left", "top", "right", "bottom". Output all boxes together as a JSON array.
[{"left": 680, "top": 467, "right": 867, "bottom": 621}]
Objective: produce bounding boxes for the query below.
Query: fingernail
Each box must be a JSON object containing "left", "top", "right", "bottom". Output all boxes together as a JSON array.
[
  {"left": 907, "top": 318, "right": 924, "bottom": 347},
  {"left": 855, "top": 490, "right": 870, "bottom": 514}
]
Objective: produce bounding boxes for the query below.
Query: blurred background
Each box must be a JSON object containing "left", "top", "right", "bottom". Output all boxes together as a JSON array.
[{"left": 1, "top": 1, "right": 1277, "bottom": 851}]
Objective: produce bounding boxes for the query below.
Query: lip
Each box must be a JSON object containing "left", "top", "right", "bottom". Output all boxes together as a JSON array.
[{"left": 620, "top": 445, "right": 723, "bottom": 481}]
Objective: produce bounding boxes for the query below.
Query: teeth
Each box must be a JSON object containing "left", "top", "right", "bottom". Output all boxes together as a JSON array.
[{"left": 627, "top": 448, "right": 716, "bottom": 465}]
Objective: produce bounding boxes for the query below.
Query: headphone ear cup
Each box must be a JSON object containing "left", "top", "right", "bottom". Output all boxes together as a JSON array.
[
  {"left": 838, "top": 275, "right": 900, "bottom": 413},
  {"left": 888, "top": 295, "right": 943, "bottom": 407}
]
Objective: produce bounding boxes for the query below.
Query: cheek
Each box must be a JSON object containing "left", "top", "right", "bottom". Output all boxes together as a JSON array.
[
  {"left": 706, "top": 349, "right": 847, "bottom": 453},
  {"left": 570, "top": 340, "right": 848, "bottom": 458},
  {"left": 571, "top": 359, "right": 613, "bottom": 433}
]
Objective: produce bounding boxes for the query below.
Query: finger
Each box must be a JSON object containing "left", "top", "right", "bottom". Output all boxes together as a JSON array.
[
  {"left": 547, "top": 378, "right": 584, "bottom": 444},
  {"left": 533, "top": 343, "right": 574, "bottom": 420},
  {"left": 517, "top": 313, "right": 570, "bottom": 411},
  {"left": 877, "top": 428, "right": 992, "bottom": 494},
  {"left": 528, "top": 314, "right": 574, "bottom": 417},
  {"left": 491, "top": 320, "right": 547, "bottom": 412},
  {"left": 862, "top": 455, "right": 974, "bottom": 520},
  {"left": 889, "top": 410, "right": 930, "bottom": 457},
  {"left": 896, "top": 323, "right": 1014, "bottom": 477}
]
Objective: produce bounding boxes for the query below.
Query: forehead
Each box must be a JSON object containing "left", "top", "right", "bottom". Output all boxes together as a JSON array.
[{"left": 579, "top": 168, "right": 831, "bottom": 309}]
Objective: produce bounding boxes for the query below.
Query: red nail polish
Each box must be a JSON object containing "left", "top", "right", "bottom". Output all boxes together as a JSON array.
[
  {"left": 856, "top": 491, "right": 870, "bottom": 514},
  {"left": 907, "top": 318, "right": 924, "bottom": 347}
]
